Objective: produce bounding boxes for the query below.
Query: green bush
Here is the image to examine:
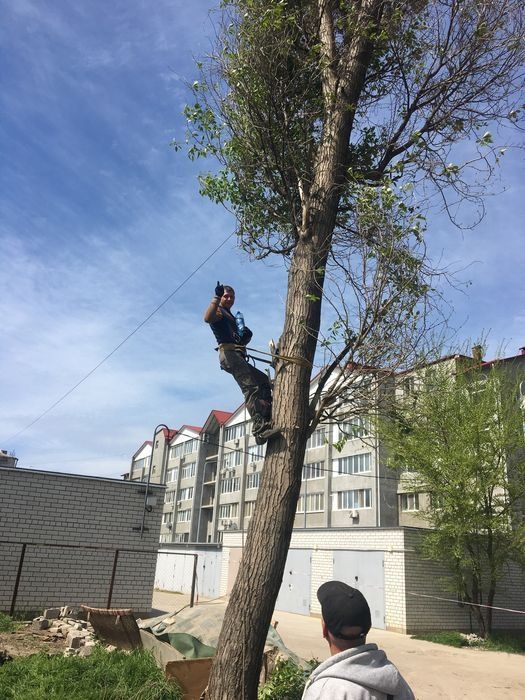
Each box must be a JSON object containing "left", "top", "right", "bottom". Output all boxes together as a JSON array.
[
  {"left": 0, "top": 612, "right": 19, "bottom": 633},
  {"left": 258, "top": 659, "right": 317, "bottom": 700},
  {"left": 0, "top": 645, "right": 183, "bottom": 700}
]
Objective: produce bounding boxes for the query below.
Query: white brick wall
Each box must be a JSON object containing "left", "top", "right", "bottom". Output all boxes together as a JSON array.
[
  {"left": 0, "top": 467, "right": 165, "bottom": 614},
  {"left": 220, "top": 527, "right": 524, "bottom": 633}
]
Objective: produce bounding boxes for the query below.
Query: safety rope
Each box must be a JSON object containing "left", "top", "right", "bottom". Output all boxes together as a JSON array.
[{"left": 217, "top": 343, "right": 311, "bottom": 369}]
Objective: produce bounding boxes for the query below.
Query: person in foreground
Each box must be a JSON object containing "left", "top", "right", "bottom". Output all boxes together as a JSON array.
[
  {"left": 302, "top": 581, "right": 415, "bottom": 700},
  {"left": 204, "top": 281, "right": 278, "bottom": 444}
]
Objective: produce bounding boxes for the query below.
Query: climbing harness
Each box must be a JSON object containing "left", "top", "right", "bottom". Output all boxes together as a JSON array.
[{"left": 216, "top": 343, "right": 311, "bottom": 369}]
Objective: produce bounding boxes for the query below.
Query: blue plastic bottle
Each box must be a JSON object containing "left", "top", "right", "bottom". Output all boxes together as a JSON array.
[{"left": 235, "top": 311, "right": 245, "bottom": 337}]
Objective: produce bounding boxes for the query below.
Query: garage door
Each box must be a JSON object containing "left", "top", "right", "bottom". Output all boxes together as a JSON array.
[
  {"left": 275, "top": 548, "right": 312, "bottom": 616},
  {"left": 333, "top": 550, "right": 385, "bottom": 629}
]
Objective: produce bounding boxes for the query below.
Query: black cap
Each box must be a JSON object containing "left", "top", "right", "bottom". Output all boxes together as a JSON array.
[{"left": 317, "top": 581, "right": 371, "bottom": 640}]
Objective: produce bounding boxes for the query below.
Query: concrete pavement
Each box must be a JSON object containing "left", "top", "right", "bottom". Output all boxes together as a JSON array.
[{"left": 151, "top": 589, "right": 525, "bottom": 699}]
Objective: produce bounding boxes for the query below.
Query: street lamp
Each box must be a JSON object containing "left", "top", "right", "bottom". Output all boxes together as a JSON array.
[{"left": 140, "top": 423, "right": 169, "bottom": 539}]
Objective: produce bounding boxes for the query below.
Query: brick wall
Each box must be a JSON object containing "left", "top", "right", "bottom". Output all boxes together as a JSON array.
[
  {"left": 221, "top": 527, "right": 524, "bottom": 633},
  {"left": 0, "top": 467, "right": 164, "bottom": 614},
  {"left": 403, "top": 529, "right": 525, "bottom": 633}
]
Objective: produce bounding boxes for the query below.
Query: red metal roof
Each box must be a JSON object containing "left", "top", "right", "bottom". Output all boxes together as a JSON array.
[
  {"left": 179, "top": 424, "right": 202, "bottom": 434},
  {"left": 211, "top": 410, "right": 234, "bottom": 425},
  {"left": 161, "top": 428, "right": 177, "bottom": 439},
  {"left": 481, "top": 352, "right": 525, "bottom": 367}
]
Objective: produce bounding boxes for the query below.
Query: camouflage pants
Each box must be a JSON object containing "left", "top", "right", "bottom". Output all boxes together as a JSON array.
[{"left": 219, "top": 347, "right": 272, "bottom": 430}]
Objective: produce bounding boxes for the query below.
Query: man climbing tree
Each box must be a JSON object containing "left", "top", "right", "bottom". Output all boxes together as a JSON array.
[
  {"left": 180, "top": 1, "right": 525, "bottom": 697},
  {"left": 204, "top": 281, "right": 277, "bottom": 444}
]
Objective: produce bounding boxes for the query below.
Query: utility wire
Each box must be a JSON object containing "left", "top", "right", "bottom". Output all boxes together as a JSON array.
[
  {"left": 3, "top": 231, "right": 236, "bottom": 444},
  {"left": 162, "top": 429, "right": 405, "bottom": 484}
]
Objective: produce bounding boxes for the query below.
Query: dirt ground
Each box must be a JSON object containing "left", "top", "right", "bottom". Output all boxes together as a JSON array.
[
  {"left": 152, "top": 590, "right": 525, "bottom": 700},
  {"left": 0, "top": 624, "right": 66, "bottom": 659}
]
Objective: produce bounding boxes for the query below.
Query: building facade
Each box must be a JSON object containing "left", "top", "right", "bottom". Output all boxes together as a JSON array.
[{"left": 128, "top": 346, "right": 525, "bottom": 545}]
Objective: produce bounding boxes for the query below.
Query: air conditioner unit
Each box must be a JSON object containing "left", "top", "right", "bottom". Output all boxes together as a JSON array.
[
  {"left": 234, "top": 438, "right": 240, "bottom": 446},
  {"left": 349, "top": 509, "right": 359, "bottom": 519},
  {"left": 180, "top": 456, "right": 185, "bottom": 464},
  {"left": 250, "top": 462, "right": 257, "bottom": 471},
  {"left": 166, "top": 522, "right": 172, "bottom": 530},
  {"left": 177, "top": 501, "right": 182, "bottom": 507}
]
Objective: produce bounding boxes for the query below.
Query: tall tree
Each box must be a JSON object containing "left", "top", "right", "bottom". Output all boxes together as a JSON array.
[
  {"left": 381, "top": 361, "right": 525, "bottom": 638},
  {"left": 180, "top": 1, "right": 525, "bottom": 696}
]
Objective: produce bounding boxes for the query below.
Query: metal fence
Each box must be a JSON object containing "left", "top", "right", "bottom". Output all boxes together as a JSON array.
[{"left": 1, "top": 539, "right": 197, "bottom": 616}]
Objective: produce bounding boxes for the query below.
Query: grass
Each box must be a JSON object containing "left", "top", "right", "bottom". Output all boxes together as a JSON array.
[
  {"left": 0, "top": 612, "right": 20, "bottom": 633},
  {"left": 0, "top": 645, "right": 183, "bottom": 700},
  {"left": 411, "top": 631, "right": 525, "bottom": 654}
]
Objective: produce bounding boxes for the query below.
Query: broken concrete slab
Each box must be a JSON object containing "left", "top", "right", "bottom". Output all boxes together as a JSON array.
[
  {"left": 65, "top": 632, "right": 84, "bottom": 649},
  {"left": 31, "top": 617, "right": 51, "bottom": 631}
]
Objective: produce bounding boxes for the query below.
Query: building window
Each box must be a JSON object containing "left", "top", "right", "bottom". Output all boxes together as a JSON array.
[
  {"left": 223, "top": 449, "right": 242, "bottom": 469},
  {"left": 224, "top": 423, "right": 246, "bottom": 442},
  {"left": 220, "top": 477, "right": 241, "bottom": 494},
  {"left": 402, "top": 376, "right": 416, "bottom": 396},
  {"left": 246, "top": 472, "right": 260, "bottom": 490},
  {"left": 400, "top": 493, "right": 420, "bottom": 511},
  {"left": 302, "top": 461, "right": 324, "bottom": 480},
  {"left": 306, "top": 427, "right": 326, "bottom": 450},
  {"left": 177, "top": 509, "right": 192, "bottom": 523},
  {"left": 219, "top": 503, "right": 239, "bottom": 519},
  {"left": 337, "top": 417, "right": 370, "bottom": 440},
  {"left": 248, "top": 443, "right": 265, "bottom": 462},
  {"left": 166, "top": 468, "right": 178, "bottom": 483},
  {"left": 174, "top": 532, "right": 189, "bottom": 543},
  {"left": 165, "top": 490, "right": 176, "bottom": 503},
  {"left": 162, "top": 512, "right": 173, "bottom": 524},
  {"left": 335, "top": 489, "right": 372, "bottom": 510},
  {"left": 335, "top": 453, "right": 371, "bottom": 475},
  {"left": 159, "top": 534, "right": 171, "bottom": 543},
  {"left": 297, "top": 492, "right": 324, "bottom": 513},
  {"left": 181, "top": 462, "right": 196, "bottom": 480},
  {"left": 179, "top": 486, "right": 194, "bottom": 501},
  {"left": 133, "top": 456, "right": 150, "bottom": 472},
  {"left": 170, "top": 439, "right": 199, "bottom": 459},
  {"left": 244, "top": 500, "right": 256, "bottom": 517}
]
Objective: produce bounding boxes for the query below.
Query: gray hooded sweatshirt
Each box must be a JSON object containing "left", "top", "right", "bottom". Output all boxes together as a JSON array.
[{"left": 301, "top": 643, "right": 415, "bottom": 700}]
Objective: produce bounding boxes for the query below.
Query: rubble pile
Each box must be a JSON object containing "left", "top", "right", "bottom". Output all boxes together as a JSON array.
[{"left": 31, "top": 606, "right": 97, "bottom": 657}]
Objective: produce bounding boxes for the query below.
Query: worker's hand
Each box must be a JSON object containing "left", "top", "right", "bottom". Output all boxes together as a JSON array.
[{"left": 214, "top": 281, "right": 224, "bottom": 298}]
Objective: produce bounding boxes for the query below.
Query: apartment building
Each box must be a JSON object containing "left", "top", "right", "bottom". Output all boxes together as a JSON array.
[
  {"left": 395, "top": 346, "right": 525, "bottom": 527},
  {"left": 129, "top": 346, "right": 525, "bottom": 544},
  {"left": 129, "top": 376, "right": 401, "bottom": 543}
]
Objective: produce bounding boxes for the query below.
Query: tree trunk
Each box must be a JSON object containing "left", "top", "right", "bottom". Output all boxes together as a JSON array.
[{"left": 205, "top": 156, "right": 354, "bottom": 700}]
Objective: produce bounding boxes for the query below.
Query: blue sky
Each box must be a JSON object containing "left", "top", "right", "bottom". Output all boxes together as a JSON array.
[{"left": 1, "top": 0, "right": 523, "bottom": 478}]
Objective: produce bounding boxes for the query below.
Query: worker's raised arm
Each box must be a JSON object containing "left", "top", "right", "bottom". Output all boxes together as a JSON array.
[{"left": 204, "top": 281, "right": 224, "bottom": 323}]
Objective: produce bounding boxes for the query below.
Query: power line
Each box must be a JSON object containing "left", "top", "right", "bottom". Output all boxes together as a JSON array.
[
  {"left": 3, "top": 231, "right": 236, "bottom": 444},
  {"left": 157, "top": 428, "right": 404, "bottom": 484}
]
